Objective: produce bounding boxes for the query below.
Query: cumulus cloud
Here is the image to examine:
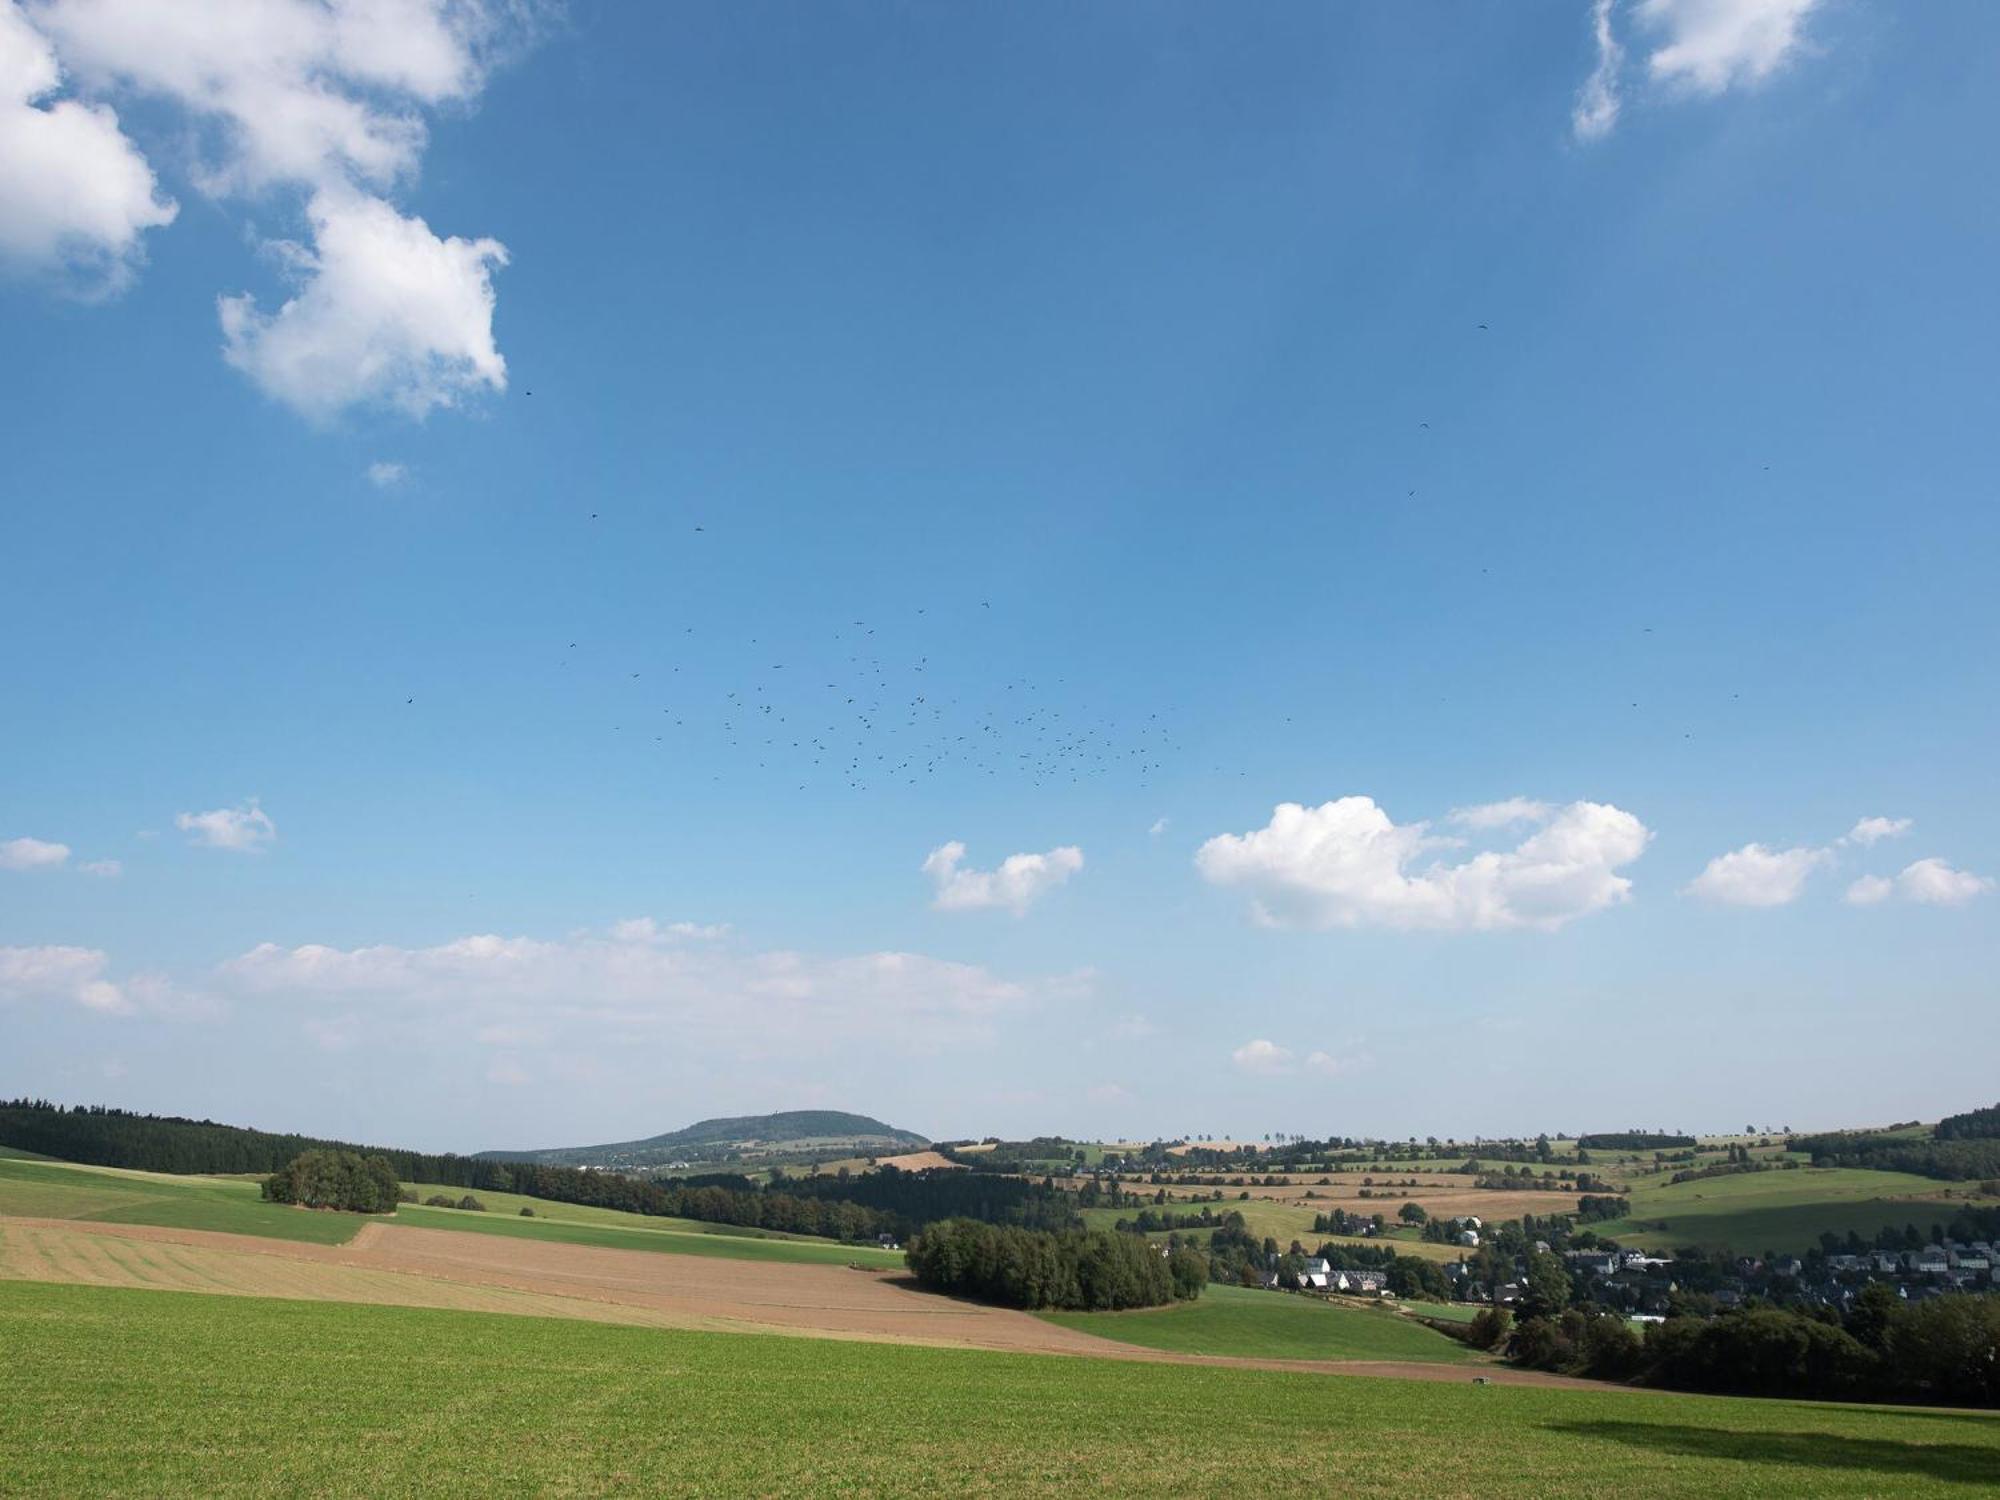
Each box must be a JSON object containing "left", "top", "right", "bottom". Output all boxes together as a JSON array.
[
  {"left": 1572, "top": 0, "right": 1624, "bottom": 141},
  {"left": 0, "top": 0, "right": 174, "bottom": 291},
  {"left": 176, "top": 798, "right": 276, "bottom": 852},
  {"left": 19, "top": 0, "right": 534, "bottom": 416},
  {"left": 1197, "top": 796, "right": 1650, "bottom": 932},
  {"left": 1638, "top": 0, "right": 1821, "bottom": 94},
  {"left": 1844, "top": 816, "right": 1912, "bottom": 848},
  {"left": 1890, "top": 859, "right": 1993, "bottom": 909},
  {"left": 1684, "top": 842, "right": 1828, "bottom": 907},
  {"left": 923, "top": 840, "right": 1084, "bottom": 915},
  {"left": 0, "top": 943, "right": 127, "bottom": 1013},
  {"left": 0, "top": 834, "right": 70, "bottom": 870},
  {"left": 219, "top": 920, "right": 1076, "bottom": 1056},
  {"left": 1570, "top": 0, "right": 1823, "bottom": 142},
  {"left": 1231, "top": 1038, "right": 1293, "bottom": 1075},
  {"left": 220, "top": 188, "right": 507, "bottom": 420}
]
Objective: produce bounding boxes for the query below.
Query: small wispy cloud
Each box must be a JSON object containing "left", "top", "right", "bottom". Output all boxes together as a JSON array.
[
  {"left": 0, "top": 836, "right": 70, "bottom": 871},
  {"left": 366, "top": 460, "right": 408, "bottom": 488},
  {"left": 176, "top": 799, "right": 276, "bottom": 853}
]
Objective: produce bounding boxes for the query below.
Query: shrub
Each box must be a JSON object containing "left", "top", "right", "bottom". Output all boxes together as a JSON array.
[
  {"left": 518, "top": 1206, "right": 535, "bottom": 1217},
  {"left": 424, "top": 1194, "right": 456, "bottom": 1208},
  {"left": 1466, "top": 1306, "right": 1512, "bottom": 1351},
  {"left": 457, "top": 1195, "right": 486, "bottom": 1212}
]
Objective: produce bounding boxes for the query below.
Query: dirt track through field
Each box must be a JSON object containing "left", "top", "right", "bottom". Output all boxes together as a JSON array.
[{"left": 0, "top": 1215, "right": 1614, "bottom": 1390}]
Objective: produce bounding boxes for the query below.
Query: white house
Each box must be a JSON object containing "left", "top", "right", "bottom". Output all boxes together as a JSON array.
[
  {"left": 1457, "top": 1229, "right": 1480, "bottom": 1248},
  {"left": 1299, "top": 1256, "right": 1333, "bottom": 1289}
]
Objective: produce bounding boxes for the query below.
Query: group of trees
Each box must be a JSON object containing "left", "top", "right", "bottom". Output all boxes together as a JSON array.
[
  {"left": 1790, "top": 1130, "right": 2000, "bottom": 1182},
  {"left": 1, "top": 1099, "right": 504, "bottom": 1185},
  {"left": 261, "top": 1150, "right": 400, "bottom": 1213},
  {"left": 1575, "top": 1132, "right": 1696, "bottom": 1151},
  {"left": 1935, "top": 1102, "right": 2000, "bottom": 1141},
  {"left": 1507, "top": 1289, "right": 2000, "bottom": 1407},
  {"left": 904, "top": 1218, "right": 1205, "bottom": 1310}
]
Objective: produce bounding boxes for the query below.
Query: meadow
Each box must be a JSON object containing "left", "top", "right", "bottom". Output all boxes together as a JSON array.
[
  {"left": 1588, "top": 1167, "right": 1982, "bottom": 1255},
  {"left": 0, "top": 1157, "right": 905, "bottom": 1268},
  {"left": 5, "top": 1281, "right": 1996, "bottom": 1498},
  {"left": 1039, "top": 1283, "right": 1474, "bottom": 1363}
]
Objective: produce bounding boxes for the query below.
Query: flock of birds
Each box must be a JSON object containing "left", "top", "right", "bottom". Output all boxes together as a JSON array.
[{"left": 410, "top": 321, "right": 1734, "bottom": 786}]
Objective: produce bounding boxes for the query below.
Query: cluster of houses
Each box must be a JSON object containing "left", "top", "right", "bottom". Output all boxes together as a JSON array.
[
  {"left": 1291, "top": 1258, "right": 1391, "bottom": 1295},
  {"left": 1542, "top": 1237, "right": 1999, "bottom": 1317}
]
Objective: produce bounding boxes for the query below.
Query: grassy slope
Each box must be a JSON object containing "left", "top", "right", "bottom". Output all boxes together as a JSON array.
[
  {"left": 392, "top": 1200, "right": 904, "bottom": 1266},
  {"left": 0, "top": 1159, "right": 903, "bottom": 1267},
  {"left": 1039, "top": 1284, "right": 1474, "bottom": 1363},
  {"left": 1590, "top": 1167, "right": 1980, "bottom": 1255},
  {"left": 6, "top": 1283, "right": 1997, "bottom": 1498},
  {"left": 0, "top": 1158, "right": 369, "bottom": 1245}
]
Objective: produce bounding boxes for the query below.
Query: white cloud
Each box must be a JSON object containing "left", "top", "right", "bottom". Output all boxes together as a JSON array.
[
  {"left": 220, "top": 187, "right": 507, "bottom": 420},
  {"left": 0, "top": 0, "right": 174, "bottom": 292},
  {"left": 1196, "top": 796, "right": 1650, "bottom": 932},
  {"left": 486, "top": 1056, "right": 531, "bottom": 1086},
  {"left": 1231, "top": 1038, "right": 1293, "bottom": 1075},
  {"left": 923, "top": 840, "right": 1084, "bottom": 915},
  {"left": 1894, "top": 858, "right": 1993, "bottom": 909},
  {"left": 22, "top": 0, "right": 532, "bottom": 417},
  {"left": 219, "top": 920, "right": 1074, "bottom": 1056},
  {"left": 1086, "top": 1081, "right": 1131, "bottom": 1104},
  {"left": 1844, "top": 874, "right": 1892, "bottom": 906},
  {"left": 1638, "top": 0, "right": 1821, "bottom": 94},
  {"left": 1449, "top": 797, "right": 1552, "bottom": 831},
  {"left": 609, "top": 917, "right": 730, "bottom": 943},
  {"left": 176, "top": 798, "right": 276, "bottom": 852},
  {"left": 1685, "top": 842, "right": 1828, "bottom": 907},
  {"left": 1572, "top": 0, "right": 1624, "bottom": 141},
  {"left": 0, "top": 944, "right": 127, "bottom": 1013},
  {"left": 1148, "top": 817, "right": 1169, "bottom": 837},
  {"left": 79, "top": 858, "right": 121, "bottom": 877},
  {"left": 1844, "top": 816, "right": 1912, "bottom": 848},
  {"left": 365, "top": 459, "right": 407, "bottom": 487},
  {"left": 0, "top": 834, "right": 70, "bottom": 870},
  {"left": 1305, "top": 1048, "right": 1370, "bottom": 1078}
]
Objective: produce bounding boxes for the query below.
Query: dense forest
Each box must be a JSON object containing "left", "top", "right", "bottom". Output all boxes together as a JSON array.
[
  {"left": 1507, "top": 1289, "right": 2000, "bottom": 1408},
  {"left": 1789, "top": 1129, "right": 2000, "bottom": 1181},
  {"left": 1935, "top": 1102, "right": 2000, "bottom": 1141},
  {"left": 904, "top": 1217, "right": 1205, "bottom": 1310},
  {"left": 0, "top": 1100, "right": 506, "bottom": 1185}
]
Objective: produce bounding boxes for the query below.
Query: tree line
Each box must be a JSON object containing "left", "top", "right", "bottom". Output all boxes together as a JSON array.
[
  {"left": 1506, "top": 1288, "right": 2000, "bottom": 1407},
  {"left": 904, "top": 1218, "right": 1205, "bottom": 1310},
  {"left": 1789, "top": 1129, "right": 2000, "bottom": 1181}
]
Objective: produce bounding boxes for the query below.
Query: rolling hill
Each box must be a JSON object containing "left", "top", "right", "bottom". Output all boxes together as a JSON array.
[{"left": 477, "top": 1110, "right": 927, "bottom": 1169}]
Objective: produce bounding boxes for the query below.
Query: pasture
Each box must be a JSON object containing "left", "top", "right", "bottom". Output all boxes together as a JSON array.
[
  {"left": 5, "top": 1281, "right": 1997, "bottom": 1497},
  {"left": 1588, "top": 1167, "right": 1982, "bottom": 1255},
  {"left": 0, "top": 1157, "right": 369, "bottom": 1245},
  {"left": 1039, "top": 1283, "right": 1475, "bottom": 1363}
]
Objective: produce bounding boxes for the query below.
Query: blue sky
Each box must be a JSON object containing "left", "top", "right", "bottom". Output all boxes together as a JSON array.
[{"left": 3, "top": 1, "right": 1995, "bottom": 1152}]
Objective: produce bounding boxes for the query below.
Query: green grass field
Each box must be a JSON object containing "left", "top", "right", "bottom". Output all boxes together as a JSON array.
[
  {"left": 0, "top": 1158, "right": 904, "bottom": 1267},
  {"left": 5, "top": 1281, "right": 1996, "bottom": 1497},
  {"left": 0, "top": 1158, "right": 370, "bottom": 1245},
  {"left": 1040, "top": 1283, "right": 1475, "bottom": 1363},
  {"left": 392, "top": 1199, "right": 905, "bottom": 1266},
  {"left": 1590, "top": 1167, "right": 1982, "bottom": 1255}
]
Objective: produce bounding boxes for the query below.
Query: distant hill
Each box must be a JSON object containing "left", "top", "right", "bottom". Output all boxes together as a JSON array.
[{"left": 477, "top": 1110, "right": 927, "bottom": 1169}]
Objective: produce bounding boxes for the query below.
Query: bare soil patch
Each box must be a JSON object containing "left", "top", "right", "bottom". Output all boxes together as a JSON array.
[{"left": 870, "top": 1151, "right": 965, "bottom": 1172}]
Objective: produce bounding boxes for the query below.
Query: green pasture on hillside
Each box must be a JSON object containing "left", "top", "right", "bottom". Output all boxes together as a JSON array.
[
  {"left": 0, "top": 1157, "right": 368, "bottom": 1245},
  {"left": 1040, "top": 1283, "right": 1474, "bottom": 1363},
  {"left": 392, "top": 1198, "right": 905, "bottom": 1266},
  {"left": 5, "top": 1281, "right": 1997, "bottom": 1497},
  {"left": 1589, "top": 1167, "right": 1982, "bottom": 1255}
]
